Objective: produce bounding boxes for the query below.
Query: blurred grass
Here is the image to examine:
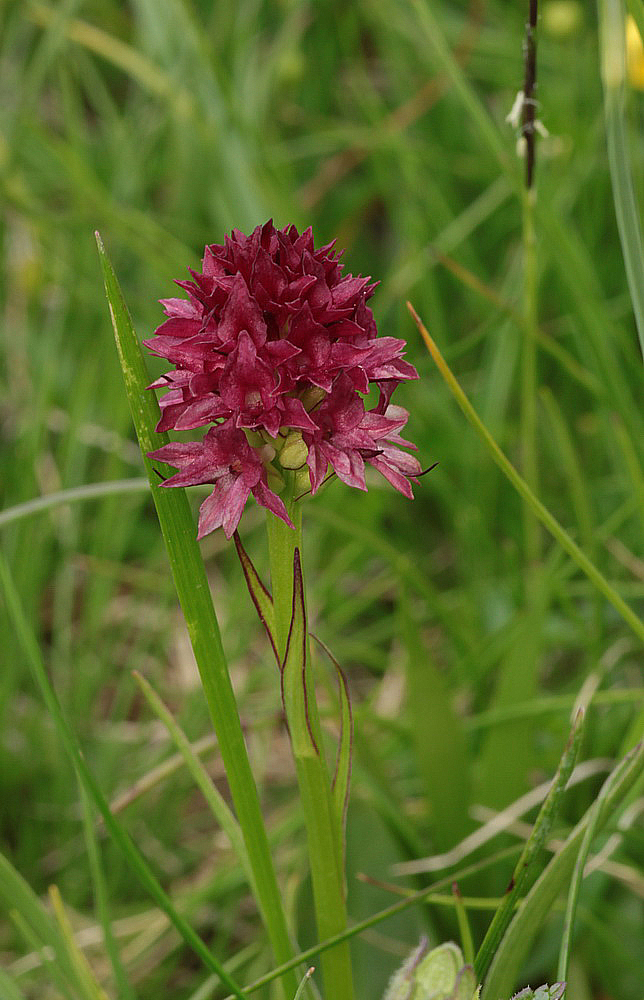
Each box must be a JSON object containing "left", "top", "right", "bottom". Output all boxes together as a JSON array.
[{"left": 1, "top": 1, "right": 643, "bottom": 998}]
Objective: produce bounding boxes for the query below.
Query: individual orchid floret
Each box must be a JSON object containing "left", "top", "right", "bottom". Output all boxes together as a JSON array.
[
  {"left": 149, "top": 425, "right": 291, "bottom": 539},
  {"left": 146, "top": 220, "right": 423, "bottom": 538}
]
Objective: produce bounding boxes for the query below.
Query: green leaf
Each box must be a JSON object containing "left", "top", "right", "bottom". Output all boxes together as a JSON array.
[
  {"left": 400, "top": 586, "right": 471, "bottom": 849},
  {"left": 48, "top": 885, "right": 111, "bottom": 1000},
  {"left": 311, "top": 634, "right": 354, "bottom": 843},
  {"left": 132, "top": 671, "right": 251, "bottom": 884},
  {"left": 78, "top": 783, "right": 135, "bottom": 1000},
  {"left": 409, "top": 303, "right": 644, "bottom": 645},
  {"left": 384, "top": 940, "right": 477, "bottom": 1000},
  {"left": 599, "top": 0, "right": 644, "bottom": 361},
  {"left": 275, "top": 544, "right": 355, "bottom": 1000},
  {"left": 475, "top": 712, "right": 584, "bottom": 981},
  {"left": 0, "top": 851, "right": 91, "bottom": 1000},
  {"left": 233, "top": 530, "right": 279, "bottom": 666},
  {"left": 281, "top": 548, "right": 319, "bottom": 758},
  {"left": 481, "top": 739, "right": 644, "bottom": 999}
]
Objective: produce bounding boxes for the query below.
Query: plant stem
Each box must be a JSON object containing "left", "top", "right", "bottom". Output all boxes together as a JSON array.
[
  {"left": 519, "top": 1, "right": 541, "bottom": 573},
  {"left": 521, "top": 185, "right": 541, "bottom": 572},
  {"left": 266, "top": 489, "right": 355, "bottom": 1000}
]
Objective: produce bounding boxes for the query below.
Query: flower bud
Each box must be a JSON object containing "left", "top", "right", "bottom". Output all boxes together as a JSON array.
[
  {"left": 384, "top": 941, "right": 478, "bottom": 1000},
  {"left": 278, "top": 431, "right": 309, "bottom": 470}
]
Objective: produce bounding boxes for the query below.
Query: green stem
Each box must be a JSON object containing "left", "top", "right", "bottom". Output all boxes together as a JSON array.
[
  {"left": 267, "top": 489, "right": 355, "bottom": 1000},
  {"left": 520, "top": 186, "right": 541, "bottom": 571}
]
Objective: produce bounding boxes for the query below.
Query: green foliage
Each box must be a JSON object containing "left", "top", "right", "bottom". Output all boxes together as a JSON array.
[{"left": 1, "top": 1, "right": 643, "bottom": 998}]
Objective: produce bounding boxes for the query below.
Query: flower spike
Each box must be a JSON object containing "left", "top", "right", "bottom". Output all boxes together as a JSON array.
[{"left": 147, "top": 221, "right": 424, "bottom": 537}]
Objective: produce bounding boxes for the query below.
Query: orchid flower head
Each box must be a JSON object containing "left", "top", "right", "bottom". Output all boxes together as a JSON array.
[{"left": 147, "top": 221, "right": 422, "bottom": 538}]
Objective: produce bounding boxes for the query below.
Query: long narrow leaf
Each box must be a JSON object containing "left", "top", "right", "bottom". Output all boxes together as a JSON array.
[
  {"left": 311, "top": 634, "right": 354, "bottom": 842},
  {"left": 481, "top": 739, "right": 644, "bottom": 999},
  {"left": 48, "top": 886, "right": 111, "bottom": 1000},
  {"left": 96, "top": 233, "right": 297, "bottom": 995},
  {"left": 132, "top": 670, "right": 251, "bottom": 884},
  {"left": 78, "top": 784, "right": 135, "bottom": 1000},
  {"left": 281, "top": 548, "right": 319, "bottom": 757},
  {"left": 9, "top": 909, "right": 77, "bottom": 1000},
  {"left": 475, "top": 711, "right": 585, "bottom": 980},
  {"left": 556, "top": 782, "right": 605, "bottom": 982},
  {"left": 0, "top": 852, "right": 90, "bottom": 1000},
  {"left": 278, "top": 546, "right": 354, "bottom": 1000},
  {"left": 0, "top": 479, "right": 149, "bottom": 529}
]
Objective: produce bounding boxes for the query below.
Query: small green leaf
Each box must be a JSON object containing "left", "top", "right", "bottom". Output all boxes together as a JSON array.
[
  {"left": 281, "top": 548, "right": 318, "bottom": 758},
  {"left": 311, "top": 634, "right": 354, "bottom": 844},
  {"left": 233, "top": 531, "right": 279, "bottom": 665},
  {"left": 511, "top": 985, "right": 566, "bottom": 1000}
]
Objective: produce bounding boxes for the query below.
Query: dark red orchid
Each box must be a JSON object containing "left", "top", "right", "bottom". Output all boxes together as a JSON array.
[{"left": 147, "top": 221, "right": 422, "bottom": 538}]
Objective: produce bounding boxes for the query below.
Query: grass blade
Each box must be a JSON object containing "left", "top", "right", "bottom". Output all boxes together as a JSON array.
[
  {"left": 132, "top": 670, "right": 251, "bottom": 885},
  {"left": 0, "top": 479, "right": 149, "bottom": 529},
  {"left": 475, "top": 711, "right": 585, "bottom": 981},
  {"left": 408, "top": 302, "right": 644, "bottom": 644},
  {"left": 78, "top": 783, "right": 136, "bottom": 1000},
  {"left": 556, "top": 780, "right": 605, "bottom": 982},
  {"left": 0, "top": 851, "right": 90, "bottom": 999},
  {"left": 47, "top": 885, "right": 111, "bottom": 1000},
  {"left": 481, "top": 739, "right": 644, "bottom": 999}
]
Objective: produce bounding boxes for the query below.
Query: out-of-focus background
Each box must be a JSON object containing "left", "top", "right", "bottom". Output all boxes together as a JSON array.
[{"left": 1, "top": 2, "right": 643, "bottom": 998}]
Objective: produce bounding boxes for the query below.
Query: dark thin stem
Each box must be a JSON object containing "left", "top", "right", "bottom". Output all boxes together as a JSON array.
[{"left": 522, "top": 0, "right": 538, "bottom": 188}]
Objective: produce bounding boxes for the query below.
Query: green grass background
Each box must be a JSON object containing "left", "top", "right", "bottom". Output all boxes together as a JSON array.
[{"left": 1, "top": 1, "right": 643, "bottom": 998}]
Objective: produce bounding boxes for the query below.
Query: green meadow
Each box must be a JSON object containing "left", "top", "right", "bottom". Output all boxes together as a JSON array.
[{"left": 1, "top": 2, "right": 643, "bottom": 998}]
